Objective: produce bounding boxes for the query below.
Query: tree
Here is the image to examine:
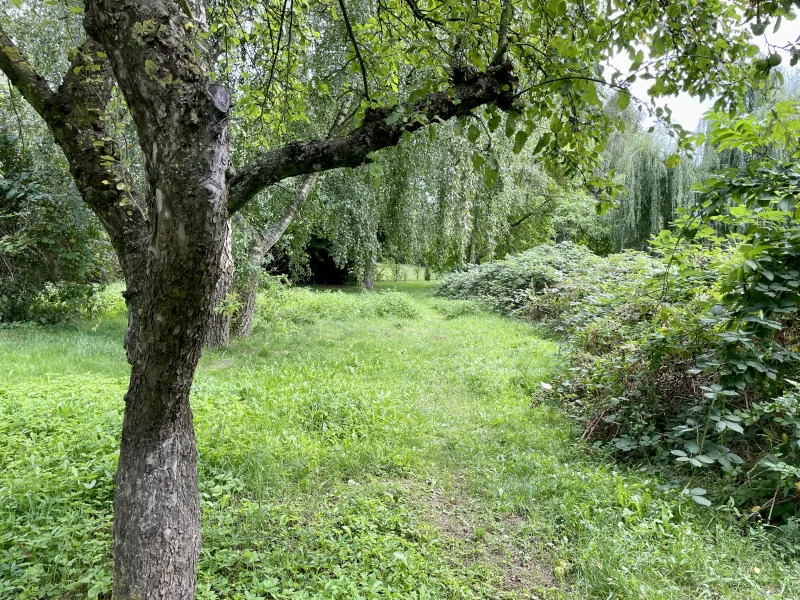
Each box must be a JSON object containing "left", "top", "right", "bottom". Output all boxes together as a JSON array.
[
  {"left": 231, "top": 96, "right": 353, "bottom": 334},
  {"left": 0, "top": 0, "right": 782, "bottom": 596}
]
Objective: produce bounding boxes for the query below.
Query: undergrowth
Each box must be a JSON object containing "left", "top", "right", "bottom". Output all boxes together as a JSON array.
[{"left": 438, "top": 241, "right": 800, "bottom": 533}]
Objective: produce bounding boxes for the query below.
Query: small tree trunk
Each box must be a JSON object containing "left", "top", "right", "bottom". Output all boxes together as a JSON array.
[
  {"left": 232, "top": 228, "right": 263, "bottom": 338},
  {"left": 230, "top": 98, "right": 353, "bottom": 336},
  {"left": 363, "top": 267, "right": 375, "bottom": 290},
  {"left": 205, "top": 218, "right": 234, "bottom": 347}
]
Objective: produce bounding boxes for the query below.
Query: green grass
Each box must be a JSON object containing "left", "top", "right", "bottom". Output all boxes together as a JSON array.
[
  {"left": 1, "top": 282, "right": 798, "bottom": 599},
  {"left": 375, "top": 262, "right": 440, "bottom": 282}
]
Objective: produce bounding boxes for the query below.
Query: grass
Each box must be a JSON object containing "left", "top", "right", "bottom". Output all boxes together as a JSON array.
[{"left": 1, "top": 281, "right": 798, "bottom": 599}]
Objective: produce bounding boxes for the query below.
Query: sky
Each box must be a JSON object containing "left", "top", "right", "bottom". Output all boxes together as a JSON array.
[{"left": 612, "top": 18, "right": 800, "bottom": 131}]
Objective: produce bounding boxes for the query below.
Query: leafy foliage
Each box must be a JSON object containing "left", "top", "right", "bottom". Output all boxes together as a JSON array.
[
  {"left": 438, "top": 236, "right": 800, "bottom": 527},
  {"left": 0, "top": 78, "right": 117, "bottom": 324}
]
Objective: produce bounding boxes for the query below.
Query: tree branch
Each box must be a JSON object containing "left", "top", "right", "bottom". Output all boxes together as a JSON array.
[
  {"left": 337, "top": 0, "right": 370, "bottom": 101},
  {"left": 0, "top": 27, "right": 147, "bottom": 271},
  {"left": 228, "top": 64, "right": 518, "bottom": 213},
  {"left": 260, "top": 95, "right": 354, "bottom": 251},
  {"left": 0, "top": 25, "right": 55, "bottom": 117},
  {"left": 491, "top": 0, "right": 514, "bottom": 66}
]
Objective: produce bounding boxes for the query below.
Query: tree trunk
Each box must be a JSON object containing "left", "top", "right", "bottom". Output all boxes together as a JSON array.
[
  {"left": 114, "top": 363, "right": 200, "bottom": 600},
  {"left": 231, "top": 219, "right": 263, "bottom": 338},
  {"left": 230, "top": 98, "right": 353, "bottom": 336},
  {"left": 82, "top": 2, "right": 233, "bottom": 596},
  {"left": 363, "top": 269, "right": 375, "bottom": 290},
  {"left": 205, "top": 218, "right": 234, "bottom": 348}
]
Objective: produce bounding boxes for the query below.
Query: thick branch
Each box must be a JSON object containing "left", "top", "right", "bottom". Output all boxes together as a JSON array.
[
  {"left": 229, "top": 64, "right": 517, "bottom": 213},
  {"left": 0, "top": 28, "right": 147, "bottom": 272},
  {"left": 260, "top": 95, "right": 353, "bottom": 250},
  {"left": 0, "top": 25, "right": 54, "bottom": 117}
]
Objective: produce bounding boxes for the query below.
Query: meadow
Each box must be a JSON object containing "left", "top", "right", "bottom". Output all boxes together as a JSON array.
[{"left": 1, "top": 282, "right": 798, "bottom": 599}]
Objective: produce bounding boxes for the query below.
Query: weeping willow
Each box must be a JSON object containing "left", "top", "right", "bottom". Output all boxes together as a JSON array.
[{"left": 605, "top": 132, "right": 697, "bottom": 251}]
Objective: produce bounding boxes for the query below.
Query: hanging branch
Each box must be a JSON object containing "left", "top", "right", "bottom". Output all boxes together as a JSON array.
[
  {"left": 228, "top": 63, "right": 518, "bottom": 213},
  {"left": 337, "top": 0, "right": 371, "bottom": 101}
]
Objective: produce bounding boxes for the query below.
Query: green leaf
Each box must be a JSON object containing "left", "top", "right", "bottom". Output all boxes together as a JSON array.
[
  {"left": 513, "top": 131, "right": 529, "bottom": 154},
  {"left": 467, "top": 124, "right": 480, "bottom": 144},
  {"left": 684, "top": 441, "right": 700, "bottom": 454},
  {"left": 617, "top": 93, "right": 631, "bottom": 110},
  {"left": 666, "top": 154, "right": 681, "bottom": 169},
  {"left": 505, "top": 113, "right": 517, "bottom": 138}
]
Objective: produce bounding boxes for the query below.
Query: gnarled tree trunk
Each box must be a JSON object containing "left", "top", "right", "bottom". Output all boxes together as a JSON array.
[{"left": 83, "top": 1, "right": 232, "bottom": 596}]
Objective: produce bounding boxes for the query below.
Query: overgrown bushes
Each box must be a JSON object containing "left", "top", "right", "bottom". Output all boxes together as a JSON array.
[
  {"left": 0, "top": 129, "right": 117, "bottom": 324},
  {"left": 437, "top": 240, "right": 800, "bottom": 532}
]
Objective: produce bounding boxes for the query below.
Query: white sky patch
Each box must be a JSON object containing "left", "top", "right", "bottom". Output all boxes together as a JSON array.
[{"left": 609, "top": 19, "right": 800, "bottom": 131}]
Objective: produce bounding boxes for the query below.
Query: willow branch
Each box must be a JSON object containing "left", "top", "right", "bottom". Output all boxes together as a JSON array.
[{"left": 337, "top": 0, "right": 370, "bottom": 101}]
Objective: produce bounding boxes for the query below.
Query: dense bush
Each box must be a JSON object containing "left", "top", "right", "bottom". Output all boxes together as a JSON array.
[
  {"left": 437, "top": 239, "right": 800, "bottom": 530},
  {"left": 437, "top": 242, "right": 655, "bottom": 319},
  {"left": 0, "top": 128, "right": 117, "bottom": 324}
]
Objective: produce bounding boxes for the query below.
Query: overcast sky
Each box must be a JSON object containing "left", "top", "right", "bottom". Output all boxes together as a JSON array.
[{"left": 611, "top": 18, "right": 800, "bottom": 131}]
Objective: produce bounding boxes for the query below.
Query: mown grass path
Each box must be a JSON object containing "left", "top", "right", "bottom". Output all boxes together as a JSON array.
[{"left": 1, "top": 282, "right": 797, "bottom": 599}]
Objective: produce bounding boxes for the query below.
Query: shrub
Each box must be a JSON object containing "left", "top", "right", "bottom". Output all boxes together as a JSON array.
[
  {"left": 438, "top": 240, "right": 800, "bottom": 528},
  {"left": 436, "top": 242, "right": 656, "bottom": 323},
  {"left": 436, "top": 242, "right": 599, "bottom": 314},
  {"left": 0, "top": 133, "right": 117, "bottom": 324}
]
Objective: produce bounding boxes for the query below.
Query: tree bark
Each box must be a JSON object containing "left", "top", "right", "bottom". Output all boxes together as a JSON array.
[
  {"left": 205, "top": 218, "right": 234, "bottom": 347},
  {"left": 363, "top": 268, "right": 375, "bottom": 290}
]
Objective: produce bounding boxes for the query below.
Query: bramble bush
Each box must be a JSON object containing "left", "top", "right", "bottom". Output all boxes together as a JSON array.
[
  {"left": 0, "top": 130, "right": 117, "bottom": 325},
  {"left": 437, "top": 206, "right": 799, "bottom": 531}
]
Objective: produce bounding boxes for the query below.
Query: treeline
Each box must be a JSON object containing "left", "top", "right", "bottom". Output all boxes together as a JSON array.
[{"left": 2, "top": 33, "right": 798, "bottom": 336}]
